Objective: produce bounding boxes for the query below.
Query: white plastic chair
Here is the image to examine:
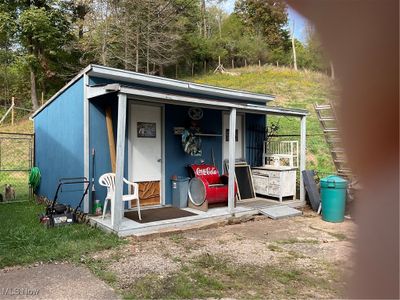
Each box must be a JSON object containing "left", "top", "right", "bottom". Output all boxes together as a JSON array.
[{"left": 99, "top": 173, "right": 141, "bottom": 220}]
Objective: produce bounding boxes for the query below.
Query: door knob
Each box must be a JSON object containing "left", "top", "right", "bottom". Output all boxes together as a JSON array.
[{"left": 157, "top": 158, "right": 162, "bottom": 162}]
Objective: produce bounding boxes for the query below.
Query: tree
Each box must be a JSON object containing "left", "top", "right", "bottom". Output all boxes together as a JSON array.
[
  {"left": 0, "top": 11, "right": 16, "bottom": 102},
  {"left": 0, "top": 0, "right": 78, "bottom": 110},
  {"left": 234, "top": 0, "right": 290, "bottom": 50},
  {"left": 304, "top": 23, "right": 328, "bottom": 71}
]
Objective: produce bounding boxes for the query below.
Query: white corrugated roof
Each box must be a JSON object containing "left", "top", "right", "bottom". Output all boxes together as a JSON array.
[{"left": 31, "top": 64, "right": 292, "bottom": 118}]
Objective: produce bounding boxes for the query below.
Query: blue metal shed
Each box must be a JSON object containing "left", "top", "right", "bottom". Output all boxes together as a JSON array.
[{"left": 32, "top": 65, "right": 307, "bottom": 234}]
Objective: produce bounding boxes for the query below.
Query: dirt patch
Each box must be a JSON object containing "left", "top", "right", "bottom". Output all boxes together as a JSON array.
[{"left": 89, "top": 208, "right": 356, "bottom": 298}]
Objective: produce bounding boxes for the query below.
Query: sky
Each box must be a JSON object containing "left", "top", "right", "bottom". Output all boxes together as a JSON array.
[{"left": 220, "top": 0, "right": 308, "bottom": 43}]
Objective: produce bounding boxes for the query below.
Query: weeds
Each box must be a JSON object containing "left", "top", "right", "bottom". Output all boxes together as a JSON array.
[
  {"left": 276, "top": 238, "right": 320, "bottom": 245},
  {"left": 309, "top": 225, "right": 348, "bottom": 241},
  {"left": 123, "top": 252, "right": 340, "bottom": 299}
]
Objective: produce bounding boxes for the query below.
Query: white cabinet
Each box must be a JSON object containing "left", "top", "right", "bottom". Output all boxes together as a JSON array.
[{"left": 252, "top": 166, "right": 297, "bottom": 202}]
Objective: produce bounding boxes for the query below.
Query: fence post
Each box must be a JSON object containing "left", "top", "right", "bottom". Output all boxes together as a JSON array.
[{"left": 11, "top": 97, "right": 14, "bottom": 126}]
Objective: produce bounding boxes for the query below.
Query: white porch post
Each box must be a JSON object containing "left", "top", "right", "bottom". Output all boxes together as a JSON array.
[
  {"left": 228, "top": 108, "right": 236, "bottom": 214},
  {"left": 83, "top": 74, "right": 89, "bottom": 213},
  {"left": 111, "top": 93, "right": 127, "bottom": 230},
  {"left": 299, "top": 115, "right": 307, "bottom": 202}
]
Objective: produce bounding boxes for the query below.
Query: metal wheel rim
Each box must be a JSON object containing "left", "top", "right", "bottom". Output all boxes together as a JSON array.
[{"left": 188, "top": 178, "right": 206, "bottom": 206}]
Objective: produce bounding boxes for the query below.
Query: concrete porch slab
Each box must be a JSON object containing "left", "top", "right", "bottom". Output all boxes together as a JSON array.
[{"left": 89, "top": 198, "right": 305, "bottom": 238}]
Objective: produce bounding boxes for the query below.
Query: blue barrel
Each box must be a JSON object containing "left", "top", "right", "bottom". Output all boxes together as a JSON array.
[{"left": 320, "top": 175, "right": 348, "bottom": 222}]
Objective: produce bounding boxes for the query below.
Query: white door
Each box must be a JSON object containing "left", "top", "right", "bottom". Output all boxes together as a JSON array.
[
  {"left": 222, "top": 113, "right": 244, "bottom": 161},
  {"left": 130, "top": 103, "right": 162, "bottom": 205}
]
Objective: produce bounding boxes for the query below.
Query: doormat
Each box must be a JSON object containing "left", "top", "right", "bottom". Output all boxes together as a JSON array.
[
  {"left": 124, "top": 207, "right": 197, "bottom": 223},
  {"left": 259, "top": 205, "right": 302, "bottom": 220}
]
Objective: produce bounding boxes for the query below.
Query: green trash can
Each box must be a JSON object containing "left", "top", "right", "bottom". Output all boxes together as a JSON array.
[{"left": 320, "top": 175, "right": 348, "bottom": 223}]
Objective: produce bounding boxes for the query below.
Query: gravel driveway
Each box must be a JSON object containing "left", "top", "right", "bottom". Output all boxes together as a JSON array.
[{"left": 89, "top": 208, "right": 356, "bottom": 299}]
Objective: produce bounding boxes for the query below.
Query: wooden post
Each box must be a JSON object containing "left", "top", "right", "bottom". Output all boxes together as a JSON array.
[
  {"left": 232, "top": 59, "right": 234, "bottom": 69},
  {"left": 111, "top": 93, "right": 127, "bottom": 230},
  {"left": 204, "top": 61, "right": 207, "bottom": 73},
  {"left": 228, "top": 108, "right": 236, "bottom": 214},
  {"left": 105, "top": 106, "right": 116, "bottom": 173},
  {"left": 330, "top": 61, "right": 335, "bottom": 79},
  {"left": 244, "top": 59, "right": 247, "bottom": 67},
  {"left": 299, "top": 116, "right": 307, "bottom": 202},
  {"left": 11, "top": 97, "right": 14, "bottom": 125},
  {"left": 259, "top": 60, "right": 261, "bottom": 67},
  {"left": 218, "top": 56, "right": 221, "bottom": 66},
  {"left": 41, "top": 92, "right": 44, "bottom": 107}
]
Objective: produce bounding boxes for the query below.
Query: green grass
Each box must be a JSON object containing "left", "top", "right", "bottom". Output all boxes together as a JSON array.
[
  {"left": 0, "top": 201, "right": 124, "bottom": 268},
  {"left": 123, "top": 253, "right": 340, "bottom": 299},
  {"left": 309, "top": 225, "right": 348, "bottom": 241},
  {"left": 0, "top": 171, "right": 31, "bottom": 201},
  {"left": 191, "top": 66, "right": 337, "bottom": 174},
  {"left": 276, "top": 238, "right": 320, "bottom": 245},
  {"left": 0, "top": 119, "right": 34, "bottom": 134}
]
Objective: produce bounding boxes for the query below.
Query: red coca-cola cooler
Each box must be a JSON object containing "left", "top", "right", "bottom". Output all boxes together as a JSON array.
[{"left": 187, "top": 164, "right": 235, "bottom": 205}]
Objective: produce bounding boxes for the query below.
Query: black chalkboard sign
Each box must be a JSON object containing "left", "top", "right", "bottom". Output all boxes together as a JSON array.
[{"left": 235, "top": 165, "right": 256, "bottom": 200}]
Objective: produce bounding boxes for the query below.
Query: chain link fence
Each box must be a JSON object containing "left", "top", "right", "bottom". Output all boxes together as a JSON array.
[{"left": 0, "top": 132, "right": 34, "bottom": 202}]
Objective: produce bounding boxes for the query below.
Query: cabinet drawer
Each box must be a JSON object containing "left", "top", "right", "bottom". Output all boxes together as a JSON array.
[
  {"left": 268, "top": 185, "right": 280, "bottom": 196},
  {"left": 266, "top": 171, "right": 280, "bottom": 178},
  {"left": 252, "top": 175, "right": 268, "bottom": 194},
  {"left": 268, "top": 177, "right": 281, "bottom": 185},
  {"left": 252, "top": 170, "right": 269, "bottom": 177}
]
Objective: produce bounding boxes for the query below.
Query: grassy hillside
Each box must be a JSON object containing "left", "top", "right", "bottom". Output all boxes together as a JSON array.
[
  {"left": 191, "top": 66, "right": 338, "bottom": 174},
  {"left": 0, "top": 107, "right": 34, "bottom": 134},
  {"left": 0, "top": 66, "right": 338, "bottom": 175}
]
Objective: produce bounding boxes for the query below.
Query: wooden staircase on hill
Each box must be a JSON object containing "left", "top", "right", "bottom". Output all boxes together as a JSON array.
[{"left": 314, "top": 102, "right": 352, "bottom": 178}]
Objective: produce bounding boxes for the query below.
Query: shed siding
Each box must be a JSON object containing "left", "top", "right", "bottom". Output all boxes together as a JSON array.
[
  {"left": 164, "top": 105, "right": 223, "bottom": 205},
  {"left": 245, "top": 113, "right": 266, "bottom": 167},
  {"left": 34, "top": 77, "right": 85, "bottom": 205}
]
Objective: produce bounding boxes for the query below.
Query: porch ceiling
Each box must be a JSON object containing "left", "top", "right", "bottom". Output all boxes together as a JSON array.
[{"left": 87, "top": 84, "right": 308, "bottom": 117}]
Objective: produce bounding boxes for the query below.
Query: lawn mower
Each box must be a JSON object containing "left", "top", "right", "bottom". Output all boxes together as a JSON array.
[{"left": 39, "top": 177, "right": 90, "bottom": 228}]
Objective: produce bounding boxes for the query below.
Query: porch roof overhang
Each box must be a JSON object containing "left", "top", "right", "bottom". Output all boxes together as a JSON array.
[
  {"left": 31, "top": 64, "right": 276, "bottom": 119},
  {"left": 88, "top": 83, "right": 308, "bottom": 117},
  {"left": 87, "top": 64, "right": 275, "bottom": 104}
]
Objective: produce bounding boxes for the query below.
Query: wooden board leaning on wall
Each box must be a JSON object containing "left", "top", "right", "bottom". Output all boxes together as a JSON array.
[{"left": 131, "top": 181, "right": 160, "bottom": 207}]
